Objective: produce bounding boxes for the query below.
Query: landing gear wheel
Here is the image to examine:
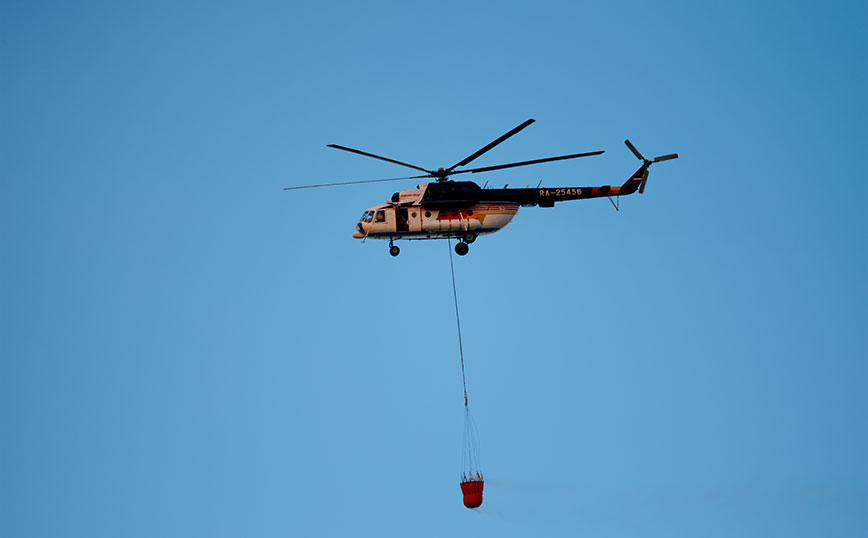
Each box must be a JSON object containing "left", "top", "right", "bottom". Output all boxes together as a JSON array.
[
  {"left": 462, "top": 231, "right": 477, "bottom": 244},
  {"left": 455, "top": 242, "right": 469, "bottom": 256},
  {"left": 389, "top": 245, "right": 400, "bottom": 257}
]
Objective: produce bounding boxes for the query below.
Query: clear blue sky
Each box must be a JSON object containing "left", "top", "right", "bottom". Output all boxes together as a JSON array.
[{"left": 2, "top": 1, "right": 865, "bottom": 536}]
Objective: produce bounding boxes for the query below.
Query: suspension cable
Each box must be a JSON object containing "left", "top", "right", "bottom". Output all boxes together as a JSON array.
[{"left": 448, "top": 238, "right": 468, "bottom": 407}]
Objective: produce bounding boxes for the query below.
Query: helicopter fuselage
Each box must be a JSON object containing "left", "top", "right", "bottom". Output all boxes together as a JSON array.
[
  {"left": 353, "top": 201, "right": 520, "bottom": 241},
  {"left": 352, "top": 177, "right": 643, "bottom": 243}
]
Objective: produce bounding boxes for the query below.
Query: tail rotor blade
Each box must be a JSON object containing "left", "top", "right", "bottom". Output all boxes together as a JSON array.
[
  {"left": 638, "top": 171, "right": 649, "bottom": 194},
  {"left": 624, "top": 139, "right": 644, "bottom": 161},
  {"left": 624, "top": 141, "right": 677, "bottom": 194}
]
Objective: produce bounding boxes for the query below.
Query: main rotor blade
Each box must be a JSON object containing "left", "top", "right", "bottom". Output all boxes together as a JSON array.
[
  {"left": 653, "top": 153, "right": 679, "bottom": 163},
  {"left": 446, "top": 119, "right": 536, "bottom": 172},
  {"left": 327, "top": 144, "right": 434, "bottom": 175},
  {"left": 283, "top": 174, "right": 429, "bottom": 191},
  {"left": 451, "top": 150, "right": 605, "bottom": 175},
  {"left": 624, "top": 139, "right": 644, "bottom": 161}
]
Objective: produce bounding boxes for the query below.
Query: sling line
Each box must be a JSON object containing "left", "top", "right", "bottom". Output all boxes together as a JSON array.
[{"left": 448, "top": 238, "right": 469, "bottom": 407}]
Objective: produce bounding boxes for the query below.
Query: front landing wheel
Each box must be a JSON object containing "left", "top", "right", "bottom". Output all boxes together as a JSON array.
[
  {"left": 389, "top": 245, "right": 400, "bottom": 257},
  {"left": 455, "top": 242, "right": 469, "bottom": 256}
]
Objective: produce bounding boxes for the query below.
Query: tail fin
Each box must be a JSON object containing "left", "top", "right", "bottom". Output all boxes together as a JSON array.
[
  {"left": 620, "top": 139, "right": 678, "bottom": 194},
  {"left": 620, "top": 166, "right": 649, "bottom": 195}
]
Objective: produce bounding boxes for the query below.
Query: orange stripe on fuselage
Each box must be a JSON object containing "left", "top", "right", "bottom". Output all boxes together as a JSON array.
[{"left": 433, "top": 204, "right": 518, "bottom": 221}]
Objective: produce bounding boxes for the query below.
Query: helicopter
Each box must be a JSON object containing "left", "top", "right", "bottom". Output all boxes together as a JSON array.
[{"left": 285, "top": 119, "right": 677, "bottom": 256}]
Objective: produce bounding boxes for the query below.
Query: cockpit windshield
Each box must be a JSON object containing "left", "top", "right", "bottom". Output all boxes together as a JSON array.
[
  {"left": 364, "top": 211, "right": 374, "bottom": 223},
  {"left": 359, "top": 211, "right": 369, "bottom": 222}
]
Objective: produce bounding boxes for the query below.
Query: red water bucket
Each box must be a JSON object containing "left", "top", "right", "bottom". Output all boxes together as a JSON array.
[{"left": 460, "top": 480, "right": 484, "bottom": 508}]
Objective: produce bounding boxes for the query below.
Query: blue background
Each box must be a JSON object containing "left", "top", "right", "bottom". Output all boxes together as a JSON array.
[{"left": 2, "top": 1, "right": 865, "bottom": 536}]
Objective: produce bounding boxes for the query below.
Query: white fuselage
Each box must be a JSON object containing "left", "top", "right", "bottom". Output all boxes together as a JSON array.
[{"left": 353, "top": 202, "right": 519, "bottom": 241}]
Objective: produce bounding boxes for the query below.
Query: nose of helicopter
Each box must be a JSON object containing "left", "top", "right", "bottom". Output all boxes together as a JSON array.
[{"left": 352, "top": 229, "right": 364, "bottom": 239}]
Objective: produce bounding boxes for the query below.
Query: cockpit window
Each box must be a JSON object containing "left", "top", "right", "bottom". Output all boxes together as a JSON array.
[
  {"left": 364, "top": 211, "right": 374, "bottom": 223},
  {"left": 375, "top": 210, "right": 385, "bottom": 223},
  {"left": 359, "top": 211, "right": 369, "bottom": 222}
]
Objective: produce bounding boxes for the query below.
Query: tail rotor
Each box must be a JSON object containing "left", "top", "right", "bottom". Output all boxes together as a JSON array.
[{"left": 624, "top": 140, "right": 678, "bottom": 193}]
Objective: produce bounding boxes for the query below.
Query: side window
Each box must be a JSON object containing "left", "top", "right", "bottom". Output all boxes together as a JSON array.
[
  {"left": 375, "top": 210, "right": 385, "bottom": 223},
  {"left": 365, "top": 211, "right": 374, "bottom": 223}
]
